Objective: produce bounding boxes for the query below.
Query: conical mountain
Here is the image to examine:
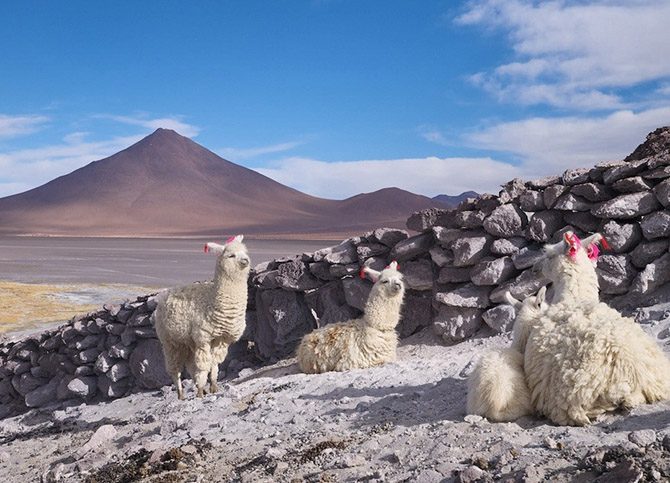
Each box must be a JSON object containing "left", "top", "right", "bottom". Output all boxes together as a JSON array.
[{"left": 0, "top": 129, "right": 440, "bottom": 237}]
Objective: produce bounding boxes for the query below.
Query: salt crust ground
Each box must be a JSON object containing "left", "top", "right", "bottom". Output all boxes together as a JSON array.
[{"left": 1, "top": 314, "right": 669, "bottom": 482}]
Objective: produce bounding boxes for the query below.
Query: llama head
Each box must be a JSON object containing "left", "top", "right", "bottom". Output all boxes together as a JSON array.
[
  {"left": 361, "top": 260, "right": 405, "bottom": 299},
  {"left": 204, "top": 234, "right": 250, "bottom": 275},
  {"left": 505, "top": 286, "right": 548, "bottom": 317},
  {"left": 533, "top": 231, "right": 607, "bottom": 283}
]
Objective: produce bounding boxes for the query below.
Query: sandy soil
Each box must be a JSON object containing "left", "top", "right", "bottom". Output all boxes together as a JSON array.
[{"left": 2, "top": 315, "right": 669, "bottom": 482}]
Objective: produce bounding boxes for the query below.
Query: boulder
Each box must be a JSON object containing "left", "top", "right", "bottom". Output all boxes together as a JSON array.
[
  {"left": 399, "top": 294, "right": 433, "bottom": 338},
  {"left": 454, "top": 210, "right": 486, "bottom": 229},
  {"left": 562, "top": 167, "right": 591, "bottom": 186},
  {"left": 490, "top": 270, "right": 549, "bottom": 304},
  {"left": 630, "top": 240, "right": 669, "bottom": 268},
  {"left": 108, "top": 361, "right": 131, "bottom": 383},
  {"left": 305, "top": 281, "right": 358, "bottom": 327},
  {"left": 570, "top": 183, "right": 613, "bottom": 202},
  {"left": 563, "top": 212, "right": 600, "bottom": 233},
  {"left": 527, "top": 211, "right": 564, "bottom": 242},
  {"left": 653, "top": 178, "right": 670, "bottom": 207},
  {"left": 519, "top": 191, "right": 545, "bottom": 212},
  {"left": 433, "top": 306, "right": 483, "bottom": 344},
  {"left": 341, "top": 277, "right": 373, "bottom": 311},
  {"left": 129, "top": 339, "right": 171, "bottom": 389},
  {"left": 490, "top": 237, "right": 528, "bottom": 256},
  {"left": 428, "top": 246, "right": 453, "bottom": 267},
  {"left": 470, "top": 257, "right": 517, "bottom": 286},
  {"left": 434, "top": 284, "right": 491, "bottom": 309},
  {"left": 402, "top": 259, "right": 434, "bottom": 291},
  {"left": 389, "top": 232, "right": 435, "bottom": 262},
  {"left": 432, "top": 226, "right": 463, "bottom": 247},
  {"left": 596, "top": 255, "right": 637, "bottom": 295},
  {"left": 24, "top": 376, "right": 60, "bottom": 408},
  {"left": 371, "top": 228, "right": 408, "bottom": 247},
  {"left": 599, "top": 220, "right": 642, "bottom": 253},
  {"left": 406, "top": 208, "right": 452, "bottom": 231},
  {"left": 602, "top": 158, "right": 647, "bottom": 184},
  {"left": 527, "top": 175, "right": 560, "bottom": 189},
  {"left": 451, "top": 232, "right": 493, "bottom": 267},
  {"left": 483, "top": 204, "right": 527, "bottom": 237},
  {"left": 356, "top": 242, "right": 390, "bottom": 261},
  {"left": 640, "top": 210, "right": 670, "bottom": 239},
  {"left": 630, "top": 253, "right": 670, "bottom": 297},
  {"left": 437, "top": 266, "right": 473, "bottom": 284},
  {"left": 329, "top": 264, "right": 360, "bottom": 279},
  {"left": 324, "top": 241, "right": 358, "bottom": 265},
  {"left": 543, "top": 184, "right": 569, "bottom": 208},
  {"left": 482, "top": 304, "right": 516, "bottom": 333},
  {"left": 612, "top": 176, "right": 653, "bottom": 193},
  {"left": 552, "top": 193, "right": 592, "bottom": 212},
  {"left": 592, "top": 192, "right": 660, "bottom": 219}
]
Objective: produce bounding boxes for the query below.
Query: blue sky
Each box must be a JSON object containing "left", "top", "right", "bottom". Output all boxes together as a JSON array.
[{"left": 2, "top": 0, "right": 670, "bottom": 199}]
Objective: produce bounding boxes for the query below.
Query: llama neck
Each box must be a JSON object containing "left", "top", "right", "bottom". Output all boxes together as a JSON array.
[
  {"left": 211, "top": 269, "right": 247, "bottom": 314},
  {"left": 363, "top": 289, "right": 404, "bottom": 331},
  {"left": 551, "top": 262, "right": 600, "bottom": 306}
]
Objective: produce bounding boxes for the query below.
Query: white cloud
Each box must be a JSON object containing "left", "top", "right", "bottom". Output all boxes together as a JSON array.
[
  {"left": 0, "top": 114, "right": 49, "bottom": 139},
  {"left": 457, "top": 0, "right": 670, "bottom": 109},
  {"left": 100, "top": 114, "right": 200, "bottom": 137},
  {"left": 218, "top": 141, "right": 303, "bottom": 160},
  {"left": 466, "top": 106, "right": 670, "bottom": 176},
  {"left": 418, "top": 126, "right": 450, "bottom": 146},
  {"left": 257, "top": 156, "right": 520, "bottom": 199},
  {"left": 0, "top": 134, "right": 143, "bottom": 198}
]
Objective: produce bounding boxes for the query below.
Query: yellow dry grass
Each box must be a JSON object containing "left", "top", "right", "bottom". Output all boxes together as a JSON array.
[{"left": 0, "top": 280, "right": 98, "bottom": 333}]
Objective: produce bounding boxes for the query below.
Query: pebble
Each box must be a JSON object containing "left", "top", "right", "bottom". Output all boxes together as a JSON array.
[{"left": 628, "top": 429, "right": 657, "bottom": 447}]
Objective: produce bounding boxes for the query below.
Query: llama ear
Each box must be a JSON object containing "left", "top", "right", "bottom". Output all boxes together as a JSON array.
[
  {"left": 582, "top": 233, "right": 602, "bottom": 247},
  {"left": 386, "top": 261, "right": 399, "bottom": 271},
  {"left": 504, "top": 291, "right": 522, "bottom": 309},
  {"left": 361, "top": 266, "right": 381, "bottom": 283},
  {"left": 536, "top": 286, "right": 547, "bottom": 306},
  {"left": 226, "top": 234, "right": 244, "bottom": 244},
  {"left": 204, "top": 242, "right": 226, "bottom": 255},
  {"left": 543, "top": 238, "right": 567, "bottom": 258}
]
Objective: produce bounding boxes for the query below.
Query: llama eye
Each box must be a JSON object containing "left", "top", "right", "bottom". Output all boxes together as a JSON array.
[
  {"left": 382, "top": 280, "right": 389, "bottom": 284},
  {"left": 226, "top": 254, "right": 235, "bottom": 258}
]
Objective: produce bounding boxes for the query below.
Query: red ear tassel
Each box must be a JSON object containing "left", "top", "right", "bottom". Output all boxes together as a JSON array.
[
  {"left": 226, "top": 236, "right": 235, "bottom": 244},
  {"left": 204, "top": 244, "right": 209, "bottom": 253},
  {"left": 359, "top": 268, "right": 366, "bottom": 279},
  {"left": 600, "top": 236, "right": 610, "bottom": 251}
]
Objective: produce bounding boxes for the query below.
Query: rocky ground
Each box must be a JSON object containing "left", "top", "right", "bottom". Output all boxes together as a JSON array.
[{"left": 1, "top": 307, "right": 669, "bottom": 483}]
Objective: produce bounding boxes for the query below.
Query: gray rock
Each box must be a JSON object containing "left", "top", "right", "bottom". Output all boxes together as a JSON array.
[
  {"left": 406, "top": 208, "right": 453, "bottom": 231},
  {"left": 74, "top": 334, "right": 99, "bottom": 350},
  {"left": 499, "top": 178, "right": 527, "bottom": 203},
  {"left": 356, "top": 242, "right": 389, "bottom": 261},
  {"left": 643, "top": 165, "right": 670, "bottom": 179},
  {"left": 519, "top": 190, "right": 545, "bottom": 211},
  {"left": 77, "top": 348, "right": 102, "bottom": 364},
  {"left": 76, "top": 425, "right": 118, "bottom": 458},
  {"left": 471, "top": 257, "right": 517, "bottom": 286},
  {"left": 129, "top": 339, "right": 171, "bottom": 389},
  {"left": 653, "top": 178, "right": 670, "bottom": 207},
  {"left": 328, "top": 264, "right": 360, "bottom": 279},
  {"left": 563, "top": 211, "right": 600, "bottom": 233},
  {"left": 490, "top": 237, "right": 528, "bottom": 255},
  {"left": 12, "top": 372, "right": 44, "bottom": 396},
  {"left": 596, "top": 255, "right": 637, "bottom": 294},
  {"left": 483, "top": 204, "right": 527, "bottom": 237},
  {"left": 628, "top": 429, "right": 657, "bottom": 447},
  {"left": 612, "top": 176, "right": 653, "bottom": 193},
  {"left": 105, "top": 323, "right": 125, "bottom": 336},
  {"left": 474, "top": 193, "right": 502, "bottom": 215},
  {"left": 342, "top": 277, "right": 373, "bottom": 311},
  {"left": 458, "top": 464, "right": 486, "bottom": 483},
  {"left": 630, "top": 252, "right": 670, "bottom": 296},
  {"left": 630, "top": 240, "right": 669, "bottom": 268},
  {"left": 108, "top": 361, "right": 131, "bottom": 382},
  {"left": 527, "top": 210, "right": 564, "bottom": 242},
  {"left": 553, "top": 193, "right": 592, "bottom": 212},
  {"left": 438, "top": 266, "right": 473, "bottom": 284},
  {"left": 602, "top": 158, "right": 647, "bottom": 184},
  {"left": 24, "top": 376, "right": 60, "bottom": 408},
  {"left": 108, "top": 343, "right": 131, "bottom": 360},
  {"left": 482, "top": 304, "right": 516, "bottom": 333},
  {"left": 402, "top": 259, "right": 434, "bottom": 291},
  {"left": 254, "top": 289, "right": 317, "bottom": 361},
  {"left": 454, "top": 210, "right": 486, "bottom": 229},
  {"left": 309, "top": 261, "right": 335, "bottom": 281},
  {"left": 543, "top": 184, "right": 569, "bottom": 208},
  {"left": 363, "top": 256, "right": 388, "bottom": 273},
  {"left": 371, "top": 228, "right": 408, "bottom": 247},
  {"left": 399, "top": 294, "right": 433, "bottom": 338},
  {"left": 97, "top": 376, "right": 130, "bottom": 399},
  {"left": 490, "top": 270, "right": 549, "bottom": 304},
  {"left": 323, "top": 241, "right": 358, "bottom": 265},
  {"left": 432, "top": 226, "right": 463, "bottom": 247},
  {"left": 451, "top": 232, "right": 493, "bottom": 267},
  {"left": 527, "top": 175, "right": 560, "bottom": 189},
  {"left": 74, "top": 365, "right": 94, "bottom": 377},
  {"left": 389, "top": 232, "right": 435, "bottom": 262},
  {"left": 434, "top": 284, "right": 491, "bottom": 309},
  {"left": 433, "top": 306, "right": 483, "bottom": 344},
  {"left": 640, "top": 210, "right": 670, "bottom": 239},
  {"left": 305, "top": 281, "right": 358, "bottom": 327},
  {"left": 428, "top": 246, "right": 453, "bottom": 267},
  {"left": 65, "top": 376, "right": 97, "bottom": 399},
  {"left": 275, "top": 260, "right": 324, "bottom": 292},
  {"left": 599, "top": 220, "right": 642, "bottom": 253},
  {"left": 562, "top": 167, "right": 591, "bottom": 186},
  {"left": 592, "top": 192, "right": 660, "bottom": 219},
  {"left": 570, "top": 182, "right": 613, "bottom": 202}
]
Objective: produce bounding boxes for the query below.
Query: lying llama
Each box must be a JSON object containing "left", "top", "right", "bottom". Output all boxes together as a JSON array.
[
  {"left": 297, "top": 261, "right": 405, "bottom": 374},
  {"left": 466, "top": 287, "right": 547, "bottom": 422},
  {"left": 525, "top": 232, "right": 670, "bottom": 426},
  {"left": 154, "top": 235, "right": 250, "bottom": 399}
]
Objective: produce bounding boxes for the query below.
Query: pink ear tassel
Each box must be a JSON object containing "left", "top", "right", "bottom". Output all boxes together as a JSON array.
[
  {"left": 587, "top": 243, "right": 600, "bottom": 261},
  {"left": 204, "top": 244, "right": 209, "bottom": 253},
  {"left": 225, "top": 236, "right": 236, "bottom": 244},
  {"left": 564, "top": 232, "right": 582, "bottom": 260}
]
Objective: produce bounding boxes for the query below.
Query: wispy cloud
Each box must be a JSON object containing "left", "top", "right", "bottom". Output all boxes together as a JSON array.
[
  {"left": 0, "top": 114, "right": 49, "bottom": 139},
  {"left": 257, "top": 156, "right": 520, "bottom": 199},
  {"left": 99, "top": 114, "right": 200, "bottom": 137},
  {"left": 456, "top": 0, "right": 670, "bottom": 109},
  {"left": 218, "top": 141, "right": 303, "bottom": 160},
  {"left": 418, "top": 126, "right": 451, "bottom": 146},
  {"left": 466, "top": 106, "right": 670, "bottom": 176},
  {"left": 0, "top": 133, "right": 143, "bottom": 198}
]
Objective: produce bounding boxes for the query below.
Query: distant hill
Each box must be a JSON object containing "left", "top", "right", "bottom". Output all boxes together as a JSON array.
[
  {"left": 432, "top": 191, "right": 479, "bottom": 208},
  {"left": 0, "top": 129, "right": 445, "bottom": 238}
]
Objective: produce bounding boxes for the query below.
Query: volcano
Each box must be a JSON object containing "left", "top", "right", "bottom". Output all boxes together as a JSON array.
[{"left": 0, "top": 129, "right": 443, "bottom": 237}]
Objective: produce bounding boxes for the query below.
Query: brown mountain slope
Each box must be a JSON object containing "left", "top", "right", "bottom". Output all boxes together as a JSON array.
[{"left": 0, "top": 129, "right": 441, "bottom": 237}]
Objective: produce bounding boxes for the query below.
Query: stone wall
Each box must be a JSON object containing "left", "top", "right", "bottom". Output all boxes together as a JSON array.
[{"left": 1, "top": 126, "right": 669, "bottom": 417}]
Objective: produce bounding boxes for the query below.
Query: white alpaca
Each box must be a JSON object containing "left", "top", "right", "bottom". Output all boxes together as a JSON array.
[
  {"left": 297, "top": 261, "right": 405, "bottom": 374},
  {"left": 466, "top": 287, "right": 547, "bottom": 422},
  {"left": 154, "top": 235, "right": 250, "bottom": 399},
  {"left": 525, "top": 232, "right": 670, "bottom": 426}
]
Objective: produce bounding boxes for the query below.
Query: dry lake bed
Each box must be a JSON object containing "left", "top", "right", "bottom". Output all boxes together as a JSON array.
[{"left": 0, "top": 236, "right": 336, "bottom": 331}]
